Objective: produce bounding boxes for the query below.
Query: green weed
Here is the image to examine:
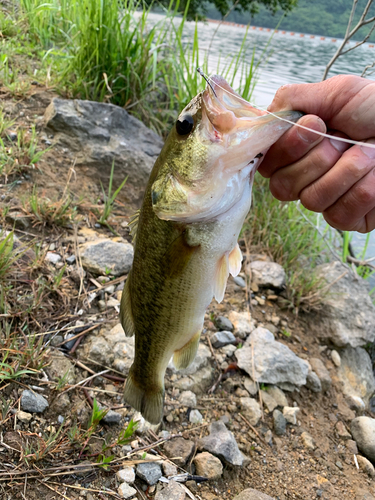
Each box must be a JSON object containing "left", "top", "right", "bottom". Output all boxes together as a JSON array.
[{"left": 97, "top": 162, "right": 127, "bottom": 232}]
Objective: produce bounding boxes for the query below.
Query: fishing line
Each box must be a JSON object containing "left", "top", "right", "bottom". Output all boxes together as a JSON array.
[{"left": 196, "top": 68, "right": 375, "bottom": 151}]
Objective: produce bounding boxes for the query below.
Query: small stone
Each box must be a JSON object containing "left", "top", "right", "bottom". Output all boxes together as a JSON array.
[
  {"left": 273, "top": 409, "right": 286, "bottom": 435},
  {"left": 21, "top": 390, "right": 49, "bottom": 413},
  {"left": 198, "top": 420, "right": 244, "bottom": 466},
  {"left": 155, "top": 480, "right": 186, "bottom": 500},
  {"left": 347, "top": 395, "right": 366, "bottom": 411},
  {"left": 163, "top": 438, "right": 195, "bottom": 466},
  {"left": 5, "top": 211, "right": 30, "bottom": 229},
  {"left": 45, "top": 252, "right": 62, "bottom": 264},
  {"left": 243, "top": 378, "right": 258, "bottom": 396},
  {"left": 267, "top": 386, "right": 288, "bottom": 407},
  {"left": 301, "top": 431, "right": 315, "bottom": 450},
  {"left": 46, "top": 351, "right": 76, "bottom": 385},
  {"left": 335, "top": 460, "right": 343, "bottom": 469},
  {"left": 331, "top": 350, "right": 341, "bottom": 367},
  {"left": 179, "top": 391, "right": 197, "bottom": 407},
  {"left": 215, "top": 316, "right": 234, "bottom": 331},
  {"left": 306, "top": 370, "right": 322, "bottom": 393},
  {"left": 351, "top": 416, "right": 375, "bottom": 462},
  {"left": 335, "top": 421, "right": 351, "bottom": 440},
  {"left": 133, "top": 412, "right": 160, "bottom": 435},
  {"left": 309, "top": 358, "right": 332, "bottom": 392},
  {"left": 102, "top": 410, "right": 121, "bottom": 425},
  {"left": 16, "top": 410, "right": 32, "bottom": 423},
  {"left": 136, "top": 462, "right": 162, "bottom": 485},
  {"left": 240, "top": 397, "right": 261, "bottom": 425},
  {"left": 357, "top": 455, "right": 375, "bottom": 477},
  {"left": 162, "top": 461, "right": 178, "bottom": 477},
  {"left": 346, "top": 439, "right": 358, "bottom": 454},
  {"left": 228, "top": 310, "right": 255, "bottom": 339},
  {"left": 283, "top": 406, "right": 300, "bottom": 425},
  {"left": 193, "top": 452, "right": 223, "bottom": 480},
  {"left": 66, "top": 254, "right": 76, "bottom": 265},
  {"left": 189, "top": 409, "right": 203, "bottom": 424},
  {"left": 118, "top": 482, "right": 137, "bottom": 499},
  {"left": 116, "top": 467, "right": 135, "bottom": 484},
  {"left": 166, "top": 414, "right": 174, "bottom": 423},
  {"left": 233, "top": 276, "right": 246, "bottom": 288},
  {"left": 210, "top": 331, "right": 236, "bottom": 348},
  {"left": 259, "top": 390, "right": 278, "bottom": 412},
  {"left": 248, "top": 260, "right": 286, "bottom": 289},
  {"left": 264, "top": 429, "right": 273, "bottom": 445},
  {"left": 81, "top": 239, "right": 134, "bottom": 276}
]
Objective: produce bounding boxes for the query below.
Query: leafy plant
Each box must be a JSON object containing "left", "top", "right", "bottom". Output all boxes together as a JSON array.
[{"left": 97, "top": 162, "right": 127, "bottom": 231}]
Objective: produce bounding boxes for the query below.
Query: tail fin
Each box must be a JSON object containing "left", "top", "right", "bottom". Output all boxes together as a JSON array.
[{"left": 124, "top": 368, "right": 164, "bottom": 425}]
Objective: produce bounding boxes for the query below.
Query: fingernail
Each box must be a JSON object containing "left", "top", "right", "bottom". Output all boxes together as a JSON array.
[
  {"left": 361, "top": 138, "right": 375, "bottom": 159},
  {"left": 330, "top": 137, "right": 348, "bottom": 153},
  {"left": 297, "top": 118, "right": 326, "bottom": 144}
]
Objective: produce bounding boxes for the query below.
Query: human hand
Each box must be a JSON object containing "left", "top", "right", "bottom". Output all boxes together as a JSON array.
[{"left": 259, "top": 75, "right": 375, "bottom": 233}]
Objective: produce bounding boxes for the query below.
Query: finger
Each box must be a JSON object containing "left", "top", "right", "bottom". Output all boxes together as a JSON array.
[
  {"left": 300, "top": 140, "right": 375, "bottom": 213},
  {"left": 268, "top": 133, "right": 350, "bottom": 201},
  {"left": 269, "top": 75, "right": 375, "bottom": 139},
  {"left": 259, "top": 115, "right": 327, "bottom": 178},
  {"left": 323, "top": 167, "right": 375, "bottom": 232}
]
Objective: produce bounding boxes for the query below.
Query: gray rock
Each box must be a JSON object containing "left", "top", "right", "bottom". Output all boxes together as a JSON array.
[
  {"left": 46, "top": 351, "right": 76, "bottom": 385},
  {"left": 259, "top": 390, "right": 278, "bottom": 412},
  {"left": 240, "top": 397, "right": 261, "bottom": 425},
  {"left": 136, "top": 462, "right": 162, "bottom": 485},
  {"left": 215, "top": 316, "right": 234, "bottom": 331},
  {"left": 5, "top": 211, "right": 30, "bottom": 229},
  {"left": 357, "top": 456, "right": 375, "bottom": 477},
  {"left": 179, "top": 391, "right": 197, "bottom": 407},
  {"left": 267, "top": 386, "right": 288, "bottom": 407},
  {"left": 163, "top": 438, "right": 195, "bottom": 466},
  {"left": 81, "top": 239, "right": 133, "bottom": 277},
  {"left": 116, "top": 467, "right": 135, "bottom": 484},
  {"left": 118, "top": 482, "right": 137, "bottom": 499},
  {"left": 44, "top": 98, "right": 164, "bottom": 205},
  {"left": 66, "top": 254, "right": 76, "bottom": 265},
  {"left": 249, "top": 260, "right": 286, "bottom": 289},
  {"left": 210, "top": 330, "right": 236, "bottom": 348},
  {"left": 81, "top": 323, "right": 134, "bottom": 374},
  {"left": 301, "top": 431, "right": 315, "bottom": 450},
  {"left": 243, "top": 378, "right": 258, "bottom": 396},
  {"left": 233, "top": 488, "right": 276, "bottom": 500},
  {"left": 306, "top": 370, "right": 322, "bottom": 393},
  {"left": 306, "top": 262, "right": 375, "bottom": 347},
  {"left": 233, "top": 276, "right": 246, "bottom": 287},
  {"left": 338, "top": 346, "right": 375, "bottom": 406},
  {"left": 331, "top": 350, "right": 341, "bottom": 367},
  {"left": 198, "top": 420, "right": 244, "bottom": 466},
  {"left": 193, "top": 452, "right": 223, "bottom": 480},
  {"left": 335, "top": 421, "right": 352, "bottom": 440},
  {"left": 155, "top": 480, "right": 186, "bottom": 500},
  {"left": 45, "top": 252, "right": 62, "bottom": 264},
  {"left": 273, "top": 409, "right": 286, "bottom": 435},
  {"left": 228, "top": 310, "right": 256, "bottom": 339},
  {"left": 351, "top": 417, "right": 375, "bottom": 462},
  {"left": 175, "top": 365, "right": 213, "bottom": 395},
  {"left": 102, "top": 410, "right": 121, "bottom": 425},
  {"left": 162, "top": 461, "right": 178, "bottom": 477},
  {"left": 189, "top": 409, "right": 203, "bottom": 424},
  {"left": 309, "top": 358, "right": 331, "bottom": 393},
  {"left": 21, "top": 390, "right": 49, "bottom": 413},
  {"left": 235, "top": 328, "right": 309, "bottom": 387},
  {"left": 283, "top": 406, "right": 300, "bottom": 425}
]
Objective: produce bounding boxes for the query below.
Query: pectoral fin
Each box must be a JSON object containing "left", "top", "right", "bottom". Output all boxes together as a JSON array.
[
  {"left": 173, "top": 330, "right": 201, "bottom": 370},
  {"left": 214, "top": 253, "right": 229, "bottom": 303},
  {"left": 228, "top": 243, "right": 243, "bottom": 277},
  {"left": 120, "top": 275, "right": 135, "bottom": 337}
]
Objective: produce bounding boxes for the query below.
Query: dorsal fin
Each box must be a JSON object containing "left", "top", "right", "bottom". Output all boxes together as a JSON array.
[{"left": 128, "top": 210, "right": 140, "bottom": 243}]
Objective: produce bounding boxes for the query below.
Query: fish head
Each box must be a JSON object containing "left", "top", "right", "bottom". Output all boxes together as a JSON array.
[{"left": 151, "top": 75, "right": 303, "bottom": 223}]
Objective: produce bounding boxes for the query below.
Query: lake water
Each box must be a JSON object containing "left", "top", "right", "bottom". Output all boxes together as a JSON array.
[{"left": 146, "top": 12, "right": 375, "bottom": 261}]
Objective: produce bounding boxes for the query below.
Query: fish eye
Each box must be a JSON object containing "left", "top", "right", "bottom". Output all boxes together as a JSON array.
[{"left": 176, "top": 114, "right": 194, "bottom": 136}]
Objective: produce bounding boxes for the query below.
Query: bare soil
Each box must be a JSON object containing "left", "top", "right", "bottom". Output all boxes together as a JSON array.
[{"left": 1, "top": 89, "right": 374, "bottom": 500}]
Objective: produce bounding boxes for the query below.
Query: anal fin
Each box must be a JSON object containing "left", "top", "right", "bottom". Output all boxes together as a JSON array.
[
  {"left": 214, "top": 253, "right": 229, "bottom": 303},
  {"left": 120, "top": 274, "right": 135, "bottom": 337},
  {"left": 228, "top": 243, "right": 243, "bottom": 277},
  {"left": 173, "top": 330, "right": 201, "bottom": 370}
]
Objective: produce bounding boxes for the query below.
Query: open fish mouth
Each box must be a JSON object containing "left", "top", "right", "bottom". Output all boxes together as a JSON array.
[{"left": 151, "top": 75, "right": 303, "bottom": 223}]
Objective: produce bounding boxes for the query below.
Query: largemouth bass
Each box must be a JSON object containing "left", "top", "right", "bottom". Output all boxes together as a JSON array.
[{"left": 120, "top": 75, "right": 302, "bottom": 424}]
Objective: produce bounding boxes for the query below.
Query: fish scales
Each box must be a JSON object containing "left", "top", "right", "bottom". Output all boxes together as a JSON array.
[{"left": 120, "top": 76, "right": 302, "bottom": 424}]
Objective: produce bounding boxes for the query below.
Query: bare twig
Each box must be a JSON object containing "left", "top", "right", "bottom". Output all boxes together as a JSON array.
[{"left": 239, "top": 413, "right": 269, "bottom": 447}]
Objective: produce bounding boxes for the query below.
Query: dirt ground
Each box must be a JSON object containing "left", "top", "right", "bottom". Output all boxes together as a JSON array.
[{"left": 1, "top": 88, "right": 375, "bottom": 500}]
